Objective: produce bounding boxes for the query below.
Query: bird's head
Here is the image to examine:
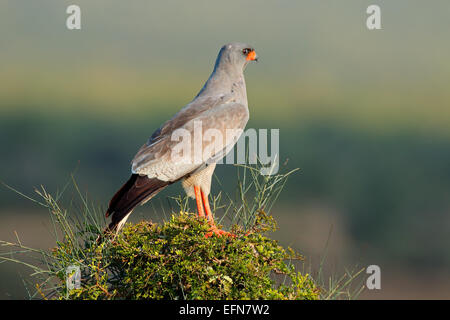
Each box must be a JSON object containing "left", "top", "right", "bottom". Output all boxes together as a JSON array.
[{"left": 214, "top": 42, "right": 258, "bottom": 73}]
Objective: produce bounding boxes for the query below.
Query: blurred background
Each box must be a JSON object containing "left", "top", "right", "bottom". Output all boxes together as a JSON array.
[{"left": 1, "top": 0, "right": 449, "bottom": 299}]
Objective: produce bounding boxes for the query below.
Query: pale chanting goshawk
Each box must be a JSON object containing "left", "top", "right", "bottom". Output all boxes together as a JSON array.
[{"left": 104, "top": 43, "right": 258, "bottom": 237}]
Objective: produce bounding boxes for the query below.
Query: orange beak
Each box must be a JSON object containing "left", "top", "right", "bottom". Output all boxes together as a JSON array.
[{"left": 246, "top": 50, "right": 258, "bottom": 61}]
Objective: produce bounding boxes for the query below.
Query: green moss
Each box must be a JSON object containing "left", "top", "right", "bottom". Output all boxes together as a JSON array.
[{"left": 63, "top": 212, "right": 319, "bottom": 300}]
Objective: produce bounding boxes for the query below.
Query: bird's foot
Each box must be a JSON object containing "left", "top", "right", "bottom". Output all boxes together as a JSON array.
[{"left": 205, "top": 225, "right": 235, "bottom": 238}]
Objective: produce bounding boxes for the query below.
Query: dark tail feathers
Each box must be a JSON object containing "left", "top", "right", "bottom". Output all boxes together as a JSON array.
[{"left": 104, "top": 174, "right": 170, "bottom": 233}]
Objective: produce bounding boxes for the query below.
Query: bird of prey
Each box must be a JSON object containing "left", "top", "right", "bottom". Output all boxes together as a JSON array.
[{"left": 104, "top": 42, "right": 258, "bottom": 237}]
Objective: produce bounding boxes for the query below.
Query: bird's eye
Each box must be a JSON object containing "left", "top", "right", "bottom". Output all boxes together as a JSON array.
[{"left": 242, "top": 48, "right": 251, "bottom": 55}]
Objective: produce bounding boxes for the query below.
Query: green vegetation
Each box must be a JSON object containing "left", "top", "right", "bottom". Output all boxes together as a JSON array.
[
  {"left": 0, "top": 166, "right": 314, "bottom": 300},
  {"left": 58, "top": 212, "right": 319, "bottom": 300},
  {"left": 0, "top": 166, "right": 364, "bottom": 300},
  {"left": 3, "top": 111, "right": 450, "bottom": 273}
]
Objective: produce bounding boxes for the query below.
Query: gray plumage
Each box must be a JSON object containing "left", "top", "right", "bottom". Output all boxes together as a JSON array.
[{"left": 105, "top": 42, "right": 257, "bottom": 233}]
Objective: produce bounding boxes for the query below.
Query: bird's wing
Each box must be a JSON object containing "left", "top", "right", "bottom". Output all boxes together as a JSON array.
[
  {"left": 145, "top": 95, "right": 224, "bottom": 145},
  {"left": 132, "top": 98, "right": 249, "bottom": 182}
]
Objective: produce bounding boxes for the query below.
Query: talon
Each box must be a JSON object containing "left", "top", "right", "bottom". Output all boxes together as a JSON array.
[
  {"left": 194, "top": 186, "right": 236, "bottom": 238},
  {"left": 205, "top": 225, "right": 235, "bottom": 238}
]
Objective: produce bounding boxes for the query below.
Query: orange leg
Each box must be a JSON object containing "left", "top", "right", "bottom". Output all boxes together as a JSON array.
[
  {"left": 200, "top": 190, "right": 214, "bottom": 224},
  {"left": 201, "top": 190, "right": 233, "bottom": 238},
  {"left": 194, "top": 185, "right": 205, "bottom": 218}
]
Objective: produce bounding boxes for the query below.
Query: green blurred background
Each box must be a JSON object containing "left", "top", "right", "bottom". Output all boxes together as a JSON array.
[{"left": 1, "top": 0, "right": 449, "bottom": 299}]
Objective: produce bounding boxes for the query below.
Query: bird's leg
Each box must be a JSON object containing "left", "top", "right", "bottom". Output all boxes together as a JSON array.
[
  {"left": 194, "top": 185, "right": 205, "bottom": 218},
  {"left": 200, "top": 190, "right": 214, "bottom": 224},
  {"left": 201, "top": 190, "right": 232, "bottom": 238}
]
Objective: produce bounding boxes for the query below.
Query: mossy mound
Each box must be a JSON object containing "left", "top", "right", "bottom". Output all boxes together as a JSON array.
[{"left": 62, "top": 212, "right": 319, "bottom": 300}]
